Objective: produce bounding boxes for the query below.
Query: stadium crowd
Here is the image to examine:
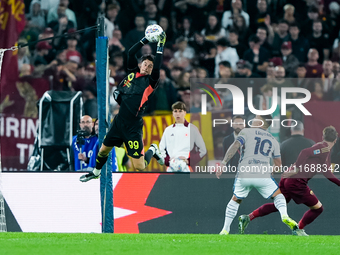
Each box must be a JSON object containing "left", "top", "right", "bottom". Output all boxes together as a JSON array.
[{"left": 19, "top": 0, "right": 340, "bottom": 117}]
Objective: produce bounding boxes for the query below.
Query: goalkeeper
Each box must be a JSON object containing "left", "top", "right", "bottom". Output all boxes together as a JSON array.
[{"left": 80, "top": 32, "right": 166, "bottom": 182}]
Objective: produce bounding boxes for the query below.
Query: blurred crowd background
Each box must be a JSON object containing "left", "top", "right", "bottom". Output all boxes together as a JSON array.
[{"left": 16, "top": 0, "right": 340, "bottom": 118}]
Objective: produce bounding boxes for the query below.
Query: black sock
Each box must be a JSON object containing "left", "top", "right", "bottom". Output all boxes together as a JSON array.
[
  {"left": 144, "top": 149, "right": 153, "bottom": 167},
  {"left": 95, "top": 153, "right": 108, "bottom": 170}
]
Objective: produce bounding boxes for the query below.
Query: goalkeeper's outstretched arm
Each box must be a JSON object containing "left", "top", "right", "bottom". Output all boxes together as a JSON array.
[
  {"left": 150, "top": 32, "right": 166, "bottom": 88},
  {"left": 127, "top": 37, "right": 150, "bottom": 71}
]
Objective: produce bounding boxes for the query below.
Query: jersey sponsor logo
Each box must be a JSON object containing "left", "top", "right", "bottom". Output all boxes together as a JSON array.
[
  {"left": 313, "top": 149, "right": 321, "bottom": 155},
  {"left": 310, "top": 190, "right": 314, "bottom": 195},
  {"left": 123, "top": 73, "right": 135, "bottom": 87},
  {"left": 133, "top": 152, "right": 139, "bottom": 156}
]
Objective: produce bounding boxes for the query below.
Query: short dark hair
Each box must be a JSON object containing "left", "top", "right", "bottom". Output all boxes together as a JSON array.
[
  {"left": 278, "top": 19, "right": 289, "bottom": 26},
  {"left": 219, "top": 61, "right": 231, "bottom": 68},
  {"left": 289, "top": 22, "right": 300, "bottom": 29},
  {"left": 233, "top": 115, "right": 245, "bottom": 121},
  {"left": 172, "top": 101, "right": 187, "bottom": 111},
  {"left": 248, "top": 35, "right": 260, "bottom": 44},
  {"left": 323, "top": 126, "right": 338, "bottom": 142},
  {"left": 216, "top": 38, "right": 229, "bottom": 47},
  {"left": 229, "top": 28, "right": 239, "bottom": 35},
  {"left": 257, "top": 25, "right": 268, "bottom": 34},
  {"left": 140, "top": 54, "right": 155, "bottom": 62},
  {"left": 259, "top": 114, "right": 273, "bottom": 128},
  {"left": 313, "top": 19, "right": 322, "bottom": 25}
]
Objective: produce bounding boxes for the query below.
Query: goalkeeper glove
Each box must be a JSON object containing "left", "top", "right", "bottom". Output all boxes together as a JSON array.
[
  {"left": 140, "top": 37, "right": 149, "bottom": 45},
  {"left": 157, "top": 32, "right": 166, "bottom": 54}
]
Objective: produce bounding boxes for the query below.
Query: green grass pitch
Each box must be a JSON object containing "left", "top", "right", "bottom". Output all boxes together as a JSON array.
[{"left": 0, "top": 233, "right": 339, "bottom": 255}]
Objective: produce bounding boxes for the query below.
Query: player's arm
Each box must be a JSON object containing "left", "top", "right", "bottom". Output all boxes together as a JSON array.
[
  {"left": 217, "top": 140, "right": 241, "bottom": 179},
  {"left": 221, "top": 140, "right": 241, "bottom": 166},
  {"left": 150, "top": 32, "right": 166, "bottom": 88},
  {"left": 322, "top": 169, "right": 340, "bottom": 186},
  {"left": 127, "top": 37, "right": 150, "bottom": 71},
  {"left": 193, "top": 125, "right": 207, "bottom": 159}
]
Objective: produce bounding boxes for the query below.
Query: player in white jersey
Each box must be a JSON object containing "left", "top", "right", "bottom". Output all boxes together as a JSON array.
[
  {"left": 153, "top": 101, "right": 206, "bottom": 172},
  {"left": 216, "top": 115, "right": 299, "bottom": 235}
]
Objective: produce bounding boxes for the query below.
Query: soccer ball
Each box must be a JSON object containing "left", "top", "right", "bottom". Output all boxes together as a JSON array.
[
  {"left": 169, "top": 158, "right": 189, "bottom": 172},
  {"left": 145, "top": 24, "right": 163, "bottom": 43}
]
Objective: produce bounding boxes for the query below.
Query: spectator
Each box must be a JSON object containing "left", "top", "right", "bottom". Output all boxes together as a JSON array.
[
  {"left": 294, "top": 64, "right": 311, "bottom": 90},
  {"left": 105, "top": 3, "right": 120, "bottom": 39},
  {"left": 17, "top": 38, "right": 31, "bottom": 70},
  {"left": 243, "top": 35, "right": 270, "bottom": 76},
  {"left": 175, "top": 17, "right": 195, "bottom": 42},
  {"left": 197, "top": 67, "right": 208, "bottom": 79},
  {"left": 215, "top": 38, "right": 239, "bottom": 77},
  {"left": 159, "top": 16, "right": 174, "bottom": 44},
  {"left": 256, "top": 25, "right": 273, "bottom": 53},
  {"left": 232, "top": 15, "right": 250, "bottom": 44},
  {"left": 144, "top": 3, "right": 159, "bottom": 26},
  {"left": 288, "top": 22, "right": 310, "bottom": 63},
  {"left": 50, "top": 14, "right": 75, "bottom": 50},
  {"left": 301, "top": 5, "right": 320, "bottom": 38},
  {"left": 280, "top": 41, "right": 299, "bottom": 77},
  {"left": 305, "top": 48, "right": 323, "bottom": 78},
  {"left": 228, "top": 28, "right": 247, "bottom": 60},
  {"left": 265, "top": 62, "right": 276, "bottom": 84},
  {"left": 83, "top": 86, "right": 98, "bottom": 119},
  {"left": 234, "top": 59, "right": 262, "bottom": 97},
  {"left": 280, "top": 121, "right": 315, "bottom": 168},
  {"left": 322, "top": 60, "right": 335, "bottom": 100},
  {"left": 331, "top": 39, "right": 340, "bottom": 62},
  {"left": 283, "top": 4, "right": 296, "bottom": 24},
  {"left": 271, "top": 19, "right": 289, "bottom": 56},
  {"left": 71, "top": 115, "right": 98, "bottom": 171},
  {"left": 222, "top": 115, "right": 245, "bottom": 167},
  {"left": 176, "top": 70, "right": 191, "bottom": 90},
  {"left": 333, "top": 62, "right": 340, "bottom": 77},
  {"left": 47, "top": 0, "right": 77, "bottom": 28},
  {"left": 26, "top": 0, "right": 46, "bottom": 31},
  {"left": 123, "top": 14, "right": 146, "bottom": 51},
  {"left": 172, "top": 37, "right": 195, "bottom": 69},
  {"left": 190, "top": 32, "right": 216, "bottom": 77},
  {"left": 33, "top": 41, "right": 52, "bottom": 66},
  {"left": 109, "top": 29, "right": 126, "bottom": 54},
  {"left": 221, "top": 0, "right": 250, "bottom": 29},
  {"left": 65, "top": 34, "right": 82, "bottom": 64},
  {"left": 217, "top": 61, "right": 234, "bottom": 80},
  {"left": 201, "top": 12, "right": 227, "bottom": 42},
  {"left": 308, "top": 19, "right": 330, "bottom": 63},
  {"left": 270, "top": 66, "right": 294, "bottom": 95},
  {"left": 328, "top": 1, "right": 340, "bottom": 43},
  {"left": 310, "top": 81, "right": 325, "bottom": 101},
  {"left": 170, "top": 66, "right": 183, "bottom": 82},
  {"left": 147, "top": 69, "right": 178, "bottom": 115},
  {"left": 19, "top": 64, "right": 33, "bottom": 77},
  {"left": 249, "top": 0, "right": 270, "bottom": 33}
]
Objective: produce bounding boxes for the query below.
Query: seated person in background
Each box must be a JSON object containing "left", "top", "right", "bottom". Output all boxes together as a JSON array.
[
  {"left": 71, "top": 115, "right": 98, "bottom": 171},
  {"left": 158, "top": 102, "right": 207, "bottom": 172}
]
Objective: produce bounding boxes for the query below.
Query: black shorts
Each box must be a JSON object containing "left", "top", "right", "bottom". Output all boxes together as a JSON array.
[{"left": 103, "top": 115, "right": 144, "bottom": 158}]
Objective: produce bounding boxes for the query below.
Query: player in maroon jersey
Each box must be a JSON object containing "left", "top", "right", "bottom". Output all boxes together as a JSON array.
[{"left": 239, "top": 126, "right": 339, "bottom": 236}]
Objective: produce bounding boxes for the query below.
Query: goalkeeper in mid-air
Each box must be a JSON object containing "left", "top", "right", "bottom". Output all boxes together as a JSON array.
[{"left": 80, "top": 30, "right": 166, "bottom": 182}]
